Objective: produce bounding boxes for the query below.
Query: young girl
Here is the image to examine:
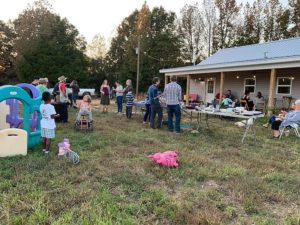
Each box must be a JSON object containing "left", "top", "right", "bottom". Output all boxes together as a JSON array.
[
  {"left": 113, "top": 81, "right": 124, "bottom": 114},
  {"left": 100, "top": 79, "right": 110, "bottom": 112},
  {"left": 40, "top": 92, "right": 59, "bottom": 155},
  {"left": 125, "top": 88, "right": 134, "bottom": 119},
  {"left": 76, "top": 95, "right": 93, "bottom": 123}
]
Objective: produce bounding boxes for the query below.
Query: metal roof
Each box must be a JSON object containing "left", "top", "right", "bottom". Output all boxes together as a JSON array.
[{"left": 160, "top": 37, "right": 300, "bottom": 76}]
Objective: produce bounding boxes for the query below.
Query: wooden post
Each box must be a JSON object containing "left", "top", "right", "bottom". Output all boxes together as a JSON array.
[
  {"left": 186, "top": 75, "right": 191, "bottom": 105},
  {"left": 268, "top": 68, "right": 276, "bottom": 115},
  {"left": 219, "top": 72, "right": 225, "bottom": 102}
]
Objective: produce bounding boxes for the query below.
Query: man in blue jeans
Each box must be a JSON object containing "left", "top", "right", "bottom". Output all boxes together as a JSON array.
[
  {"left": 148, "top": 77, "right": 163, "bottom": 129},
  {"left": 164, "top": 75, "right": 182, "bottom": 133}
]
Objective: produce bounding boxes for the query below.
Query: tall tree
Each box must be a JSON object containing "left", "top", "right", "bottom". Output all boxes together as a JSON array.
[
  {"left": 213, "top": 0, "right": 240, "bottom": 52},
  {"left": 86, "top": 34, "right": 107, "bottom": 59},
  {"left": 106, "top": 4, "right": 182, "bottom": 92},
  {"left": 0, "top": 21, "right": 16, "bottom": 75},
  {"left": 202, "top": 0, "right": 217, "bottom": 57},
  {"left": 264, "top": 0, "right": 290, "bottom": 41},
  {"left": 13, "top": 0, "right": 88, "bottom": 84},
  {"left": 234, "top": 0, "right": 265, "bottom": 46},
  {"left": 289, "top": 0, "right": 300, "bottom": 36},
  {"left": 178, "top": 3, "right": 204, "bottom": 64},
  {"left": 105, "top": 10, "right": 139, "bottom": 83}
]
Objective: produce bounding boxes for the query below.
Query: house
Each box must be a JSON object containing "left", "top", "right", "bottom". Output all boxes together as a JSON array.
[{"left": 160, "top": 37, "right": 300, "bottom": 108}]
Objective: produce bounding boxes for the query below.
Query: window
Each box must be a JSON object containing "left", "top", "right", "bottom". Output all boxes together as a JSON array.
[
  {"left": 207, "top": 80, "right": 214, "bottom": 94},
  {"left": 276, "top": 77, "right": 292, "bottom": 95},
  {"left": 244, "top": 78, "right": 256, "bottom": 93}
]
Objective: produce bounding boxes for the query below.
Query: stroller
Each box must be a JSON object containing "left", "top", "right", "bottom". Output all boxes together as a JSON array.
[{"left": 74, "top": 114, "right": 93, "bottom": 131}]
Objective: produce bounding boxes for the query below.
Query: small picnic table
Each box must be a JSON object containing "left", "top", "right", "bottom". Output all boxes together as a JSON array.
[{"left": 186, "top": 109, "right": 264, "bottom": 144}]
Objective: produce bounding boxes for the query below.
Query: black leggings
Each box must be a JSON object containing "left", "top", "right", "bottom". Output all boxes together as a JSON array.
[{"left": 271, "top": 120, "right": 282, "bottom": 130}]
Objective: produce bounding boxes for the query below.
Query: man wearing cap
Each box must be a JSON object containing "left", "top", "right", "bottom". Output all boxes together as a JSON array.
[
  {"left": 58, "top": 76, "right": 68, "bottom": 123},
  {"left": 36, "top": 78, "right": 49, "bottom": 95}
]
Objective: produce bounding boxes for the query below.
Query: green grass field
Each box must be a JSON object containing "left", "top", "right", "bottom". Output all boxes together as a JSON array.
[{"left": 1, "top": 104, "right": 300, "bottom": 225}]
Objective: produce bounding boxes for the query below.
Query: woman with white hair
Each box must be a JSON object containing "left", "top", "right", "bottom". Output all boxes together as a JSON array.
[{"left": 271, "top": 100, "right": 300, "bottom": 138}]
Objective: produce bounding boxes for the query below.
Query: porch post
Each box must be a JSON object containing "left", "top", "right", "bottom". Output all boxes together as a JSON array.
[
  {"left": 220, "top": 72, "right": 225, "bottom": 101},
  {"left": 186, "top": 75, "right": 191, "bottom": 105},
  {"left": 268, "top": 68, "right": 276, "bottom": 115}
]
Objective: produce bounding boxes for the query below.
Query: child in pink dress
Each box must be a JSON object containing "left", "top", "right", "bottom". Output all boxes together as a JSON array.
[{"left": 76, "top": 95, "right": 93, "bottom": 123}]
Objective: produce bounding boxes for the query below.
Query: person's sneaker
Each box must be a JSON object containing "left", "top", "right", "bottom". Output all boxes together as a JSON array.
[
  {"left": 263, "top": 123, "right": 269, "bottom": 128},
  {"left": 44, "top": 151, "right": 50, "bottom": 156},
  {"left": 42, "top": 149, "right": 46, "bottom": 152}
]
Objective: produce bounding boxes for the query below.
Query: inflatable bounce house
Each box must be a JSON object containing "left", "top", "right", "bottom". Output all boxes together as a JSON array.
[{"left": 0, "top": 84, "right": 41, "bottom": 157}]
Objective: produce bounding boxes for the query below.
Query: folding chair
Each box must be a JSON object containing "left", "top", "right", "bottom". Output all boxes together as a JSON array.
[{"left": 279, "top": 123, "right": 300, "bottom": 139}]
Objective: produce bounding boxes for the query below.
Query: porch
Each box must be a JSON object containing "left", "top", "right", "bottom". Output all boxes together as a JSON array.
[{"left": 164, "top": 67, "right": 300, "bottom": 110}]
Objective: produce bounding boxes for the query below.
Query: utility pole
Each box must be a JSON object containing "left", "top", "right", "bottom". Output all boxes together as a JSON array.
[{"left": 136, "top": 38, "right": 140, "bottom": 98}]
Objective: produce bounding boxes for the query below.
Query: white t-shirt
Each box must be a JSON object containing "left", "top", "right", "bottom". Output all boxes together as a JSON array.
[
  {"left": 116, "top": 85, "right": 123, "bottom": 97},
  {"left": 40, "top": 104, "right": 56, "bottom": 129}
]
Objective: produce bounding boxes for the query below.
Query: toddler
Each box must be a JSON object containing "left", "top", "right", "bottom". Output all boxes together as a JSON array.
[{"left": 76, "top": 95, "right": 93, "bottom": 123}]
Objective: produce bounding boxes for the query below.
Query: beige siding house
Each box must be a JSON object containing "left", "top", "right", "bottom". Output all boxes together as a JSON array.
[{"left": 160, "top": 37, "right": 300, "bottom": 108}]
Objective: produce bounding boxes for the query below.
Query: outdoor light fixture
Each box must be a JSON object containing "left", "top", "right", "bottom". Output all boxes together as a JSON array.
[
  {"left": 253, "top": 75, "right": 256, "bottom": 79},
  {"left": 236, "top": 76, "right": 240, "bottom": 79},
  {"left": 291, "top": 77, "right": 295, "bottom": 80}
]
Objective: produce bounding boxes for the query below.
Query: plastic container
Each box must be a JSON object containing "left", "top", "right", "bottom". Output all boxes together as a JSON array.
[{"left": 0, "top": 128, "right": 27, "bottom": 157}]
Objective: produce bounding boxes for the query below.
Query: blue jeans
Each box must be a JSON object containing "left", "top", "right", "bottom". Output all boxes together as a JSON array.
[
  {"left": 167, "top": 104, "right": 181, "bottom": 132},
  {"left": 116, "top": 96, "right": 123, "bottom": 112},
  {"left": 72, "top": 93, "right": 78, "bottom": 105},
  {"left": 143, "top": 104, "right": 151, "bottom": 122}
]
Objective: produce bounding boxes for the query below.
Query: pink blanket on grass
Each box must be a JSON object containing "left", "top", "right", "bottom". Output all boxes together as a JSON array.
[{"left": 148, "top": 151, "right": 178, "bottom": 168}]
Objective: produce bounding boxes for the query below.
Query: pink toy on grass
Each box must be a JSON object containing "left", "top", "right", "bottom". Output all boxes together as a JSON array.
[
  {"left": 57, "top": 139, "right": 71, "bottom": 157},
  {"left": 148, "top": 150, "right": 178, "bottom": 168}
]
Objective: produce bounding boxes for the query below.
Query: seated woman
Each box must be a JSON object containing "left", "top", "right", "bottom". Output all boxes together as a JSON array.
[
  {"left": 76, "top": 95, "right": 93, "bottom": 123},
  {"left": 263, "top": 108, "right": 288, "bottom": 128},
  {"left": 221, "top": 94, "right": 233, "bottom": 108},
  {"left": 271, "top": 100, "right": 300, "bottom": 138},
  {"left": 254, "top": 91, "right": 265, "bottom": 111},
  {"left": 241, "top": 90, "right": 254, "bottom": 110}
]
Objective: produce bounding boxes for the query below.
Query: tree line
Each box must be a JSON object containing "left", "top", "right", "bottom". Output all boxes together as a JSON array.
[{"left": 0, "top": 0, "right": 299, "bottom": 92}]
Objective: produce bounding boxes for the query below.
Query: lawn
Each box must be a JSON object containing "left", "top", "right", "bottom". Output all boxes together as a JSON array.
[{"left": 1, "top": 102, "right": 300, "bottom": 225}]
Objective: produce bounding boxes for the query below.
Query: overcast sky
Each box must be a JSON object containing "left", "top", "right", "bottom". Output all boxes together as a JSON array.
[{"left": 1, "top": 0, "right": 289, "bottom": 43}]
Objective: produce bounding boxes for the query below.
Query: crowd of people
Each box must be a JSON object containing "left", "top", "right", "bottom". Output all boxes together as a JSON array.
[
  {"left": 215, "top": 89, "right": 266, "bottom": 111},
  {"left": 29, "top": 74, "right": 300, "bottom": 154},
  {"left": 98, "top": 76, "right": 182, "bottom": 133}
]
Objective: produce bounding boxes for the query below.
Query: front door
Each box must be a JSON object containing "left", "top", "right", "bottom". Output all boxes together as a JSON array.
[{"left": 206, "top": 79, "right": 215, "bottom": 103}]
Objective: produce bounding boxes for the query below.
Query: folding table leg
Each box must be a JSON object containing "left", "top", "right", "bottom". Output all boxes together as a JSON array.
[
  {"left": 242, "top": 120, "right": 250, "bottom": 144},
  {"left": 205, "top": 114, "right": 209, "bottom": 129},
  {"left": 196, "top": 113, "right": 201, "bottom": 131}
]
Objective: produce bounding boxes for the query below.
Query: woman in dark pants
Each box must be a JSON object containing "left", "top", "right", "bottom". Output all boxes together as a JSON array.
[
  {"left": 70, "top": 80, "right": 80, "bottom": 107},
  {"left": 271, "top": 100, "right": 300, "bottom": 138},
  {"left": 143, "top": 93, "right": 151, "bottom": 124}
]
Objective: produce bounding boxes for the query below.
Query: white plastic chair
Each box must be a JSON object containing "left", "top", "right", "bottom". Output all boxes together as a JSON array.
[{"left": 279, "top": 123, "right": 300, "bottom": 139}]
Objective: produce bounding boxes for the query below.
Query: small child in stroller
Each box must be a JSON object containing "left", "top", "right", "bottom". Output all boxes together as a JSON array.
[{"left": 76, "top": 94, "right": 93, "bottom": 124}]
